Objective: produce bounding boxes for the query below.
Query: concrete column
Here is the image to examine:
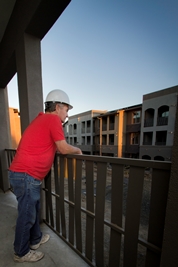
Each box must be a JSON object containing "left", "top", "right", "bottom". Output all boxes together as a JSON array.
[
  {"left": 152, "top": 108, "right": 158, "bottom": 146},
  {"left": 160, "top": 98, "right": 178, "bottom": 266},
  {"left": 16, "top": 33, "right": 44, "bottom": 221},
  {"left": 16, "top": 33, "right": 43, "bottom": 133},
  {"left": 0, "top": 87, "right": 11, "bottom": 191},
  {"left": 117, "top": 111, "right": 124, "bottom": 157}
]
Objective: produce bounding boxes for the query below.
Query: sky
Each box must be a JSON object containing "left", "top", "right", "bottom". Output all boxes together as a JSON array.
[{"left": 7, "top": 0, "right": 178, "bottom": 116}]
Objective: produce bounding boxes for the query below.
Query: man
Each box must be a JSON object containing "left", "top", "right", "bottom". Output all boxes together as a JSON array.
[{"left": 8, "top": 89, "right": 82, "bottom": 262}]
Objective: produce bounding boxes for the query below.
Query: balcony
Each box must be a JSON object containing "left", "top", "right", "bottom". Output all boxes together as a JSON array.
[
  {"left": 125, "top": 144, "right": 139, "bottom": 154},
  {"left": 0, "top": 188, "right": 88, "bottom": 267},
  {"left": 155, "top": 142, "right": 166, "bottom": 146},
  {"left": 126, "top": 123, "right": 141, "bottom": 133},
  {"left": 3, "top": 149, "right": 171, "bottom": 267},
  {"left": 144, "top": 118, "right": 154, "bottom": 127},
  {"left": 157, "top": 117, "right": 168, "bottom": 126}
]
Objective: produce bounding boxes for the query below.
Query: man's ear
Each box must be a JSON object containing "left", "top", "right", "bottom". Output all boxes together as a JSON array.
[{"left": 55, "top": 103, "right": 59, "bottom": 111}]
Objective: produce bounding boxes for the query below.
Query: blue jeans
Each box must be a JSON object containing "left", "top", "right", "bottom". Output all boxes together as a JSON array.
[{"left": 8, "top": 171, "right": 42, "bottom": 257}]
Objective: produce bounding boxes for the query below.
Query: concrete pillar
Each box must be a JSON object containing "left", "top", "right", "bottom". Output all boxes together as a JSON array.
[
  {"left": 16, "top": 33, "right": 43, "bottom": 133},
  {"left": 16, "top": 33, "right": 44, "bottom": 220},
  {"left": 0, "top": 87, "right": 11, "bottom": 191},
  {"left": 160, "top": 98, "right": 178, "bottom": 266},
  {"left": 117, "top": 111, "right": 124, "bottom": 158}
]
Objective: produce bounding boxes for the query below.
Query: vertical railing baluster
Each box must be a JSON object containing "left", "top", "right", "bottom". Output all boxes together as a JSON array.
[
  {"left": 68, "top": 158, "right": 75, "bottom": 245},
  {"left": 59, "top": 156, "right": 66, "bottom": 238},
  {"left": 44, "top": 170, "right": 54, "bottom": 227},
  {"left": 54, "top": 154, "right": 60, "bottom": 233},
  {"left": 124, "top": 166, "right": 145, "bottom": 267},
  {"left": 145, "top": 168, "right": 170, "bottom": 267},
  {"left": 75, "top": 158, "right": 83, "bottom": 252},
  {"left": 95, "top": 162, "right": 107, "bottom": 267},
  {"left": 85, "top": 160, "right": 94, "bottom": 261},
  {"left": 109, "top": 164, "right": 124, "bottom": 266}
]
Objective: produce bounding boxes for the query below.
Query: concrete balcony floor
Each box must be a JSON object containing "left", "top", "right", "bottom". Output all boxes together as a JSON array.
[{"left": 0, "top": 189, "right": 89, "bottom": 267}]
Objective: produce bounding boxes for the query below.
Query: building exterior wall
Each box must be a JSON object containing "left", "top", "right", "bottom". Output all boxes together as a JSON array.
[
  {"left": 140, "top": 86, "right": 178, "bottom": 161},
  {"left": 9, "top": 107, "right": 21, "bottom": 149},
  {"left": 124, "top": 106, "right": 142, "bottom": 158},
  {"left": 66, "top": 110, "right": 107, "bottom": 155}
]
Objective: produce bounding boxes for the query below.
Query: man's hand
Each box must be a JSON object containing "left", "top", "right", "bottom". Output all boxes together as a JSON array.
[{"left": 55, "top": 140, "right": 82, "bottom": 155}]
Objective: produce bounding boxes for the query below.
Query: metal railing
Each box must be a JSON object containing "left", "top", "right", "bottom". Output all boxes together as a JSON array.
[{"left": 5, "top": 149, "right": 171, "bottom": 267}]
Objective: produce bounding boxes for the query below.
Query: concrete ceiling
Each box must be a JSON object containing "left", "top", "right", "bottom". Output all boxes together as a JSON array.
[
  {"left": 0, "top": 0, "right": 16, "bottom": 42},
  {"left": 0, "top": 0, "right": 71, "bottom": 88}
]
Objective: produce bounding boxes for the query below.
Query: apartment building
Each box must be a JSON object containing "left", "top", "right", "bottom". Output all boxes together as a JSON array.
[
  {"left": 64, "top": 110, "right": 107, "bottom": 155},
  {"left": 123, "top": 105, "right": 142, "bottom": 158},
  {"left": 8, "top": 85, "right": 178, "bottom": 161},
  {"left": 64, "top": 104, "right": 142, "bottom": 158},
  {"left": 140, "top": 85, "right": 178, "bottom": 161},
  {"left": 92, "top": 104, "right": 142, "bottom": 158},
  {"left": 64, "top": 85, "right": 178, "bottom": 161}
]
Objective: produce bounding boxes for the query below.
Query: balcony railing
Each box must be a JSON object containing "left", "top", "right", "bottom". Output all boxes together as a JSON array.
[
  {"left": 125, "top": 144, "right": 139, "bottom": 154},
  {"left": 157, "top": 117, "right": 168, "bottom": 126},
  {"left": 126, "top": 123, "right": 141, "bottom": 133},
  {"left": 144, "top": 118, "right": 154, "bottom": 127},
  {"left": 155, "top": 141, "right": 166, "bottom": 146},
  {"left": 5, "top": 149, "right": 171, "bottom": 267}
]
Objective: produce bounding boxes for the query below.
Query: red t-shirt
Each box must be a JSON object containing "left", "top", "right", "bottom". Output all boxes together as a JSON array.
[{"left": 9, "top": 112, "right": 65, "bottom": 180}]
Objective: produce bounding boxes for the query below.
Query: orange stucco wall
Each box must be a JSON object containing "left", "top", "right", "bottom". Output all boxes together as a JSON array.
[{"left": 9, "top": 108, "right": 21, "bottom": 148}]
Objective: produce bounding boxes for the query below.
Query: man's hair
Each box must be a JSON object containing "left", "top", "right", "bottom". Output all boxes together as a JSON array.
[{"left": 45, "top": 102, "right": 64, "bottom": 112}]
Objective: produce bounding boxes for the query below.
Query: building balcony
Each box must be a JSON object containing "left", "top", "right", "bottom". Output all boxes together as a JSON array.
[
  {"left": 2, "top": 149, "right": 171, "bottom": 267},
  {"left": 0, "top": 188, "right": 88, "bottom": 267},
  {"left": 125, "top": 144, "right": 139, "bottom": 154},
  {"left": 126, "top": 123, "right": 141, "bottom": 133},
  {"left": 157, "top": 117, "right": 168, "bottom": 126},
  {"left": 144, "top": 118, "right": 154, "bottom": 127}
]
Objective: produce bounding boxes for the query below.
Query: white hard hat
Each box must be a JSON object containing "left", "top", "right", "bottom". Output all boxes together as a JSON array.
[{"left": 45, "top": 89, "right": 73, "bottom": 109}]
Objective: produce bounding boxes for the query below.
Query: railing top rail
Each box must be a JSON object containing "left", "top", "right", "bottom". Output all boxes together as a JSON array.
[
  {"left": 57, "top": 153, "right": 171, "bottom": 170},
  {"left": 5, "top": 148, "right": 171, "bottom": 170},
  {"left": 5, "top": 149, "right": 16, "bottom": 151}
]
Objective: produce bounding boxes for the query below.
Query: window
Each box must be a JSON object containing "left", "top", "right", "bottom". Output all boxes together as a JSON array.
[
  {"left": 144, "top": 108, "right": 154, "bottom": 127},
  {"left": 162, "top": 111, "right": 169, "bottom": 117},
  {"left": 69, "top": 124, "right": 72, "bottom": 135},
  {"left": 109, "top": 134, "right": 114, "bottom": 145},
  {"left": 157, "top": 106, "right": 169, "bottom": 126},
  {"left": 81, "top": 121, "right": 85, "bottom": 133},
  {"left": 109, "top": 115, "right": 115, "bottom": 130},
  {"left": 133, "top": 111, "right": 141, "bottom": 124},
  {"left": 73, "top": 124, "right": 77, "bottom": 134},
  {"left": 143, "top": 132, "right": 153, "bottom": 145},
  {"left": 87, "top": 120, "right": 91, "bottom": 133},
  {"left": 155, "top": 131, "right": 167, "bottom": 145},
  {"left": 131, "top": 133, "right": 139, "bottom": 145}
]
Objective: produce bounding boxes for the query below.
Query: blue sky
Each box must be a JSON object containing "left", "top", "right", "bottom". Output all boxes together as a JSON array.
[{"left": 7, "top": 0, "right": 178, "bottom": 116}]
